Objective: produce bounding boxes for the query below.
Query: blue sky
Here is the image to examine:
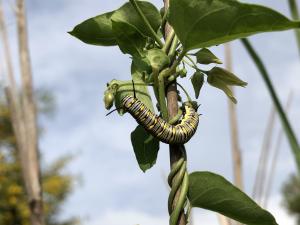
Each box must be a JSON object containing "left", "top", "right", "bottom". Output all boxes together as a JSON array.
[{"left": 1, "top": 0, "right": 300, "bottom": 224}]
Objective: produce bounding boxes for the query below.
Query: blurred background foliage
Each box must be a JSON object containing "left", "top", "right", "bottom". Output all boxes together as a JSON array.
[
  {"left": 0, "top": 90, "right": 80, "bottom": 225},
  {"left": 283, "top": 175, "right": 300, "bottom": 225}
]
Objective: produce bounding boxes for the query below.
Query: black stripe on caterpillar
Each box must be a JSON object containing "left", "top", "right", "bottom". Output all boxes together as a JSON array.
[{"left": 122, "top": 95, "right": 199, "bottom": 144}]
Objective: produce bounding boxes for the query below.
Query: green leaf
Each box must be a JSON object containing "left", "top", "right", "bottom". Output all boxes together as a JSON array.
[
  {"left": 194, "top": 48, "right": 222, "bottom": 65},
  {"left": 131, "top": 125, "right": 160, "bottom": 172},
  {"left": 188, "top": 172, "right": 278, "bottom": 225},
  {"left": 208, "top": 67, "right": 248, "bottom": 87},
  {"left": 111, "top": 1, "right": 161, "bottom": 38},
  {"left": 191, "top": 71, "right": 205, "bottom": 99},
  {"left": 69, "top": 11, "right": 117, "bottom": 46},
  {"left": 112, "top": 63, "right": 154, "bottom": 115},
  {"left": 112, "top": 20, "right": 146, "bottom": 56},
  {"left": 145, "top": 48, "right": 170, "bottom": 70},
  {"left": 132, "top": 55, "right": 152, "bottom": 74},
  {"left": 207, "top": 75, "right": 237, "bottom": 103},
  {"left": 168, "top": 0, "right": 300, "bottom": 50},
  {"left": 206, "top": 67, "right": 247, "bottom": 103}
]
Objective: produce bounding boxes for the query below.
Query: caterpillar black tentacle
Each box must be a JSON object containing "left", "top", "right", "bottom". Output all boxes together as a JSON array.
[{"left": 122, "top": 95, "right": 199, "bottom": 144}]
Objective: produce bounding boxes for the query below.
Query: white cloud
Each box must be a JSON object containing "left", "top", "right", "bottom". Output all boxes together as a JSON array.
[{"left": 89, "top": 210, "right": 167, "bottom": 225}]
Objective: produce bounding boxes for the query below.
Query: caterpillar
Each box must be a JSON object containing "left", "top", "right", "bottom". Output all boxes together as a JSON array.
[{"left": 122, "top": 95, "right": 199, "bottom": 144}]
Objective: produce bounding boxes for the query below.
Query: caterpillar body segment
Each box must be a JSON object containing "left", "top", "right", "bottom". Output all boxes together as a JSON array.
[{"left": 122, "top": 95, "right": 199, "bottom": 144}]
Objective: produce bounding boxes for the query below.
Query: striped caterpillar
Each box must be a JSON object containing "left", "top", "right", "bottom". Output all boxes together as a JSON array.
[{"left": 122, "top": 95, "right": 199, "bottom": 144}]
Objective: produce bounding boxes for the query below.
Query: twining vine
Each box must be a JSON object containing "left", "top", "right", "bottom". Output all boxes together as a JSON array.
[{"left": 70, "top": 0, "right": 300, "bottom": 224}]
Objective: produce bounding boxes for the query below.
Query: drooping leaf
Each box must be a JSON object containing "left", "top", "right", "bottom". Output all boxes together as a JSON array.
[
  {"left": 194, "top": 48, "right": 222, "bottom": 65},
  {"left": 207, "top": 75, "right": 237, "bottom": 103},
  {"left": 191, "top": 71, "right": 205, "bottom": 98},
  {"left": 69, "top": 11, "right": 117, "bottom": 46},
  {"left": 112, "top": 20, "right": 146, "bottom": 56},
  {"left": 188, "top": 172, "right": 278, "bottom": 225},
  {"left": 206, "top": 67, "right": 247, "bottom": 103},
  {"left": 168, "top": 0, "right": 300, "bottom": 50},
  {"left": 111, "top": 1, "right": 161, "bottom": 39},
  {"left": 208, "top": 67, "right": 248, "bottom": 87},
  {"left": 131, "top": 125, "right": 160, "bottom": 172}
]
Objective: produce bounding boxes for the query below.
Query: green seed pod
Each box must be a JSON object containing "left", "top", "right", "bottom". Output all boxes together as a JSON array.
[
  {"left": 104, "top": 91, "right": 115, "bottom": 110},
  {"left": 168, "top": 75, "right": 176, "bottom": 82},
  {"left": 179, "top": 68, "right": 187, "bottom": 78}
]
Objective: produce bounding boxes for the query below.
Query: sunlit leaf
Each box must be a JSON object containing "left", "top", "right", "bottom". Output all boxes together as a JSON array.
[
  {"left": 69, "top": 11, "right": 117, "bottom": 46},
  {"left": 111, "top": 1, "right": 161, "bottom": 38},
  {"left": 194, "top": 48, "right": 222, "bottom": 65},
  {"left": 188, "top": 172, "right": 278, "bottom": 225},
  {"left": 112, "top": 20, "right": 146, "bottom": 56},
  {"left": 168, "top": 0, "right": 300, "bottom": 50}
]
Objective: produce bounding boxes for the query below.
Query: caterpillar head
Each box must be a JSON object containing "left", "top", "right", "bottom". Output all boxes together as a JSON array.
[{"left": 183, "top": 101, "right": 200, "bottom": 112}]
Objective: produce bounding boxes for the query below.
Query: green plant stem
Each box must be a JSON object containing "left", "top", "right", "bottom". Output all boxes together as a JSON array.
[
  {"left": 158, "top": 70, "right": 169, "bottom": 120},
  {"left": 241, "top": 38, "right": 300, "bottom": 173},
  {"left": 288, "top": 0, "right": 300, "bottom": 56},
  {"left": 168, "top": 161, "right": 187, "bottom": 213},
  {"left": 170, "top": 172, "right": 189, "bottom": 225},
  {"left": 176, "top": 82, "right": 192, "bottom": 102},
  {"left": 129, "top": 0, "right": 164, "bottom": 48},
  {"left": 168, "top": 35, "right": 178, "bottom": 60},
  {"left": 158, "top": 50, "right": 187, "bottom": 120},
  {"left": 169, "top": 109, "right": 183, "bottom": 124},
  {"left": 288, "top": 0, "right": 300, "bottom": 19},
  {"left": 169, "top": 50, "right": 187, "bottom": 74},
  {"left": 118, "top": 82, "right": 153, "bottom": 87},
  {"left": 185, "top": 55, "right": 197, "bottom": 68},
  {"left": 183, "top": 59, "right": 197, "bottom": 70},
  {"left": 163, "top": 29, "right": 175, "bottom": 53}
]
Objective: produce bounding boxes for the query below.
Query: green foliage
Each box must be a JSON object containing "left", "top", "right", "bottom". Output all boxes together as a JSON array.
[
  {"left": 112, "top": 20, "right": 146, "bottom": 56},
  {"left": 191, "top": 71, "right": 204, "bottom": 99},
  {"left": 131, "top": 125, "right": 160, "bottom": 172},
  {"left": 70, "top": 0, "right": 300, "bottom": 222},
  {"left": 110, "top": 1, "right": 161, "bottom": 39},
  {"left": 70, "top": 1, "right": 161, "bottom": 51},
  {"left": 282, "top": 175, "right": 300, "bottom": 225},
  {"left": 69, "top": 11, "right": 117, "bottom": 46},
  {"left": 168, "top": 0, "right": 300, "bottom": 50},
  {"left": 0, "top": 99, "right": 78, "bottom": 225},
  {"left": 206, "top": 67, "right": 247, "bottom": 103},
  {"left": 188, "top": 172, "right": 278, "bottom": 225},
  {"left": 145, "top": 48, "right": 170, "bottom": 71},
  {"left": 193, "top": 48, "right": 222, "bottom": 65}
]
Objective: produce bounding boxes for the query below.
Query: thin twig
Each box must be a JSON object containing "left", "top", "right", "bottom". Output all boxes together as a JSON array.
[
  {"left": 252, "top": 107, "right": 276, "bottom": 202},
  {"left": 287, "top": 0, "right": 300, "bottom": 57},
  {"left": 263, "top": 91, "right": 294, "bottom": 207}
]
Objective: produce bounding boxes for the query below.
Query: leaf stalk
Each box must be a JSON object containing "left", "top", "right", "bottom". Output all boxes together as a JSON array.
[{"left": 241, "top": 38, "right": 300, "bottom": 173}]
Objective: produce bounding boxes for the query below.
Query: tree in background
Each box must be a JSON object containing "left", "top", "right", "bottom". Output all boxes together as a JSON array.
[{"left": 0, "top": 95, "right": 79, "bottom": 225}]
